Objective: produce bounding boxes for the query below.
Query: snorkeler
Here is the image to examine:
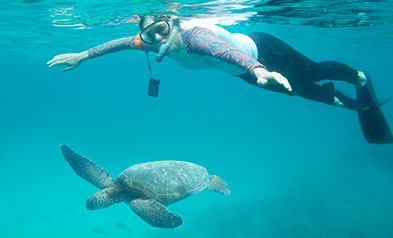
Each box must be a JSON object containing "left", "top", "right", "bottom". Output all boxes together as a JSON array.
[{"left": 47, "top": 15, "right": 393, "bottom": 144}]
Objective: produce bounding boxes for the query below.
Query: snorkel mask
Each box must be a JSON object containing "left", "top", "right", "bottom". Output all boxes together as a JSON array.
[
  {"left": 140, "top": 20, "right": 171, "bottom": 44},
  {"left": 139, "top": 16, "right": 180, "bottom": 62}
]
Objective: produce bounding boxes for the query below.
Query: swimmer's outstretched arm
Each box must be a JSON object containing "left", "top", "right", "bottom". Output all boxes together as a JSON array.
[
  {"left": 47, "top": 36, "right": 151, "bottom": 71},
  {"left": 183, "top": 27, "right": 292, "bottom": 92}
]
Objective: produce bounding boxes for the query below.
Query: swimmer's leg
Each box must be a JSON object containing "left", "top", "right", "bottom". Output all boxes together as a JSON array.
[
  {"left": 302, "top": 81, "right": 392, "bottom": 144},
  {"left": 313, "top": 61, "right": 366, "bottom": 86},
  {"left": 248, "top": 32, "right": 366, "bottom": 86},
  {"left": 312, "top": 64, "right": 392, "bottom": 143},
  {"left": 298, "top": 82, "right": 359, "bottom": 110},
  {"left": 239, "top": 73, "right": 358, "bottom": 110},
  {"left": 333, "top": 90, "right": 360, "bottom": 110},
  {"left": 247, "top": 32, "right": 318, "bottom": 82},
  {"left": 246, "top": 32, "right": 391, "bottom": 143}
]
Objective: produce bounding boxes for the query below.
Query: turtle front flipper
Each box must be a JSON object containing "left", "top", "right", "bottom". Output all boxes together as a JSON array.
[
  {"left": 60, "top": 144, "right": 114, "bottom": 189},
  {"left": 207, "top": 175, "right": 231, "bottom": 196},
  {"left": 130, "top": 199, "right": 183, "bottom": 228}
]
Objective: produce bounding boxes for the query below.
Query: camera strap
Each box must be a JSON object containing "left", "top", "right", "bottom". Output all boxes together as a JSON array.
[
  {"left": 145, "top": 51, "right": 160, "bottom": 97},
  {"left": 145, "top": 51, "right": 153, "bottom": 79}
]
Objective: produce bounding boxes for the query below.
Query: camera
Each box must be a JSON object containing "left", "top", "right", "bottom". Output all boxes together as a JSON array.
[{"left": 148, "top": 77, "right": 160, "bottom": 97}]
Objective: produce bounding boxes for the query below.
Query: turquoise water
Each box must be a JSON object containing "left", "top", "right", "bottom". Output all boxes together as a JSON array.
[{"left": 1, "top": 1, "right": 393, "bottom": 237}]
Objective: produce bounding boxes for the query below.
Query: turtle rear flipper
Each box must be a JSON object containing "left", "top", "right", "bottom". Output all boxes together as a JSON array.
[
  {"left": 86, "top": 186, "right": 125, "bottom": 210},
  {"left": 60, "top": 144, "right": 114, "bottom": 189},
  {"left": 207, "top": 175, "right": 231, "bottom": 196},
  {"left": 130, "top": 199, "right": 183, "bottom": 228}
]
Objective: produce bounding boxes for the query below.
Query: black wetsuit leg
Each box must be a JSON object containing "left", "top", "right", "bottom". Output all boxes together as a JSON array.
[
  {"left": 314, "top": 61, "right": 359, "bottom": 84},
  {"left": 240, "top": 32, "right": 360, "bottom": 109}
]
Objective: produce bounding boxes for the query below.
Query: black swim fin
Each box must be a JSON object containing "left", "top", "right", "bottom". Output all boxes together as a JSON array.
[{"left": 356, "top": 79, "right": 393, "bottom": 144}]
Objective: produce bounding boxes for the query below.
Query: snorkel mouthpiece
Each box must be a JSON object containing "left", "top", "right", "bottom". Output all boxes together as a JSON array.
[
  {"left": 156, "top": 43, "right": 169, "bottom": 62},
  {"left": 156, "top": 25, "right": 178, "bottom": 62}
]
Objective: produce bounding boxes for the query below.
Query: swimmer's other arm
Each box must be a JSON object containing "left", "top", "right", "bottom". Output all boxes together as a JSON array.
[
  {"left": 47, "top": 36, "right": 148, "bottom": 71},
  {"left": 184, "top": 27, "right": 292, "bottom": 92}
]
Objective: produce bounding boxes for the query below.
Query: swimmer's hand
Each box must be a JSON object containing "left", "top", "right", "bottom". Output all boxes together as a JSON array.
[
  {"left": 253, "top": 67, "right": 292, "bottom": 92},
  {"left": 47, "top": 51, "right": 89, "bottom": 71}
]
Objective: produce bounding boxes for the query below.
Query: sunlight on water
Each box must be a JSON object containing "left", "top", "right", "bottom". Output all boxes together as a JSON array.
[{"left": 1, "top": 0, "right": 393, "bottom": 55}]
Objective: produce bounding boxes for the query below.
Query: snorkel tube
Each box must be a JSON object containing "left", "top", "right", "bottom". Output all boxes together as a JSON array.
[{"left": 156, "top": 19, "right": 180, "bottom": 63}]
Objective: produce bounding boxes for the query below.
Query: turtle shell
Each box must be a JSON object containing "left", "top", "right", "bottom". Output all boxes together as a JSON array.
[{"left": 118, "top": 161, "right": 209, "bottom": 204}]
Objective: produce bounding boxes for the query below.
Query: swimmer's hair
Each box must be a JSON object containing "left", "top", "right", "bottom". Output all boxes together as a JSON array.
[
  {"left": 139, "top": 15, "right": 180, "bottom": 30},
  {"left": 153, "top": 15, "right": 173, "bottom": 22}
]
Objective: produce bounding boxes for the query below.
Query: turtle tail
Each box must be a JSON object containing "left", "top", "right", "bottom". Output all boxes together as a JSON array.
[
  {"left": 207, "top": 175, "right": 231, "bottom": 196},
  {"left": 60, "top": 144, "right": 115, "bottom": 189}
]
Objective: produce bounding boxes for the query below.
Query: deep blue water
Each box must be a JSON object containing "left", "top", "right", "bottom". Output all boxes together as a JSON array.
[{"left": 1, "top": 1, "right": 393, "bottom": 237}]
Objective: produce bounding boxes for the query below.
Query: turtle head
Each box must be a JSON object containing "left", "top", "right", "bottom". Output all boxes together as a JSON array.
[
  {"left": 86, "top": 185, "right": 124, "bottom": 210},
  {"left": 207, "top": 175, "right": 231, "bottom": 196}
]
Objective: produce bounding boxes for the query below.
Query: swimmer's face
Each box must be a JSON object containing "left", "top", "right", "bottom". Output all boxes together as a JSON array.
[{"left": 140, "top": 17, "right": 171, "bottom": 45}]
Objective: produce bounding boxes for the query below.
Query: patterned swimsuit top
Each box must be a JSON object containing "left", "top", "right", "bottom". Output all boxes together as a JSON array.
[{"left": 88, "top": 26, "right": 265, "bottom": 75}]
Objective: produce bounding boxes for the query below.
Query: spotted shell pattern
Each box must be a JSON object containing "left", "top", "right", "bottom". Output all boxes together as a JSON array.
[{"left": 118, "top": 161, "right": 210, "bottom": 204}]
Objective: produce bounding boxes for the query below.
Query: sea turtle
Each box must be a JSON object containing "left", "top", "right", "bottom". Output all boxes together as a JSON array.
[{"left": 60, "top": 144, "right": 230, "bottom": 228}]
